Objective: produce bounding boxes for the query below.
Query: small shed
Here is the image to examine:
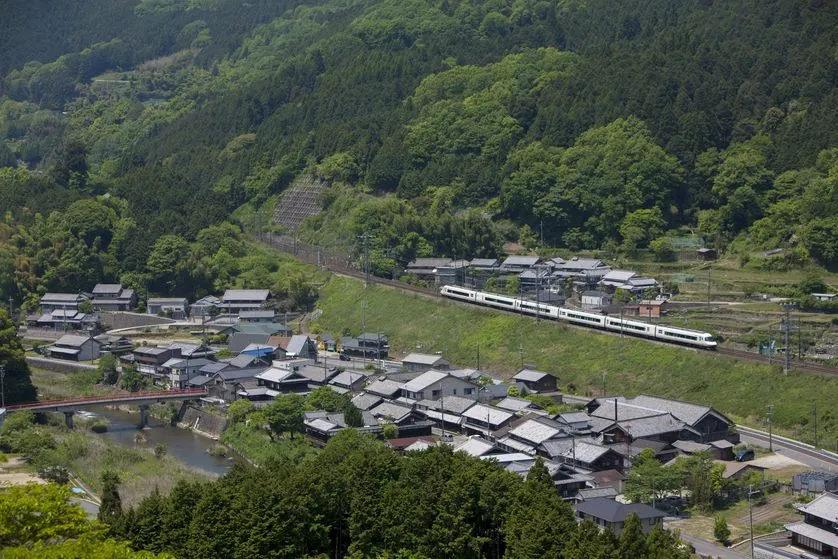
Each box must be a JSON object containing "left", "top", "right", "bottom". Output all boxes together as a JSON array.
[{"left": 696, "top": 248, "right": 717, "bottom": 261}]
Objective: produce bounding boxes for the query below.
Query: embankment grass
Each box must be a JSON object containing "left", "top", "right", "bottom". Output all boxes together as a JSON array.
[{"left": 314, "top": 277, "right": 838, "bottom": 447}]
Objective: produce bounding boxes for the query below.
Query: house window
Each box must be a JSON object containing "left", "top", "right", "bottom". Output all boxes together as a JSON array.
[
  {"left": 452, "top": 389, "right": 457, "bottom": 395},
  {"left": 431, "top": 390, "right": 441, "bottom": 399},
  {"left": 463, "top": 388, "right": 474, "bottom": 396}
]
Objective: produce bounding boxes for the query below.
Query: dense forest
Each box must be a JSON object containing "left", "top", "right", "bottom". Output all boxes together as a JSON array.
[{"left": 1, "top": 0, "right": 838, "bottom": 305}]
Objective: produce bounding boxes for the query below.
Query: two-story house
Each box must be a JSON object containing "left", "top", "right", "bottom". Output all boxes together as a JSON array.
[
  {"left": 786, "top": 492, "right": 838, "bottom": 558},
  {"left": 220, "top": 289, "right": 271, "bottom": 314},
  {"left": 91, "top": 284, "right": 135, "bottom": 311}
]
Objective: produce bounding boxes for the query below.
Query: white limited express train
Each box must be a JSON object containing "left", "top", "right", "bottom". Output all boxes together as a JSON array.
[{"left": 440, "top": 285, "right": 717, "bottom": 349}]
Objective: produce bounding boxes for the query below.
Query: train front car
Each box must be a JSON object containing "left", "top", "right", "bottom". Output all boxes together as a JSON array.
[{"left": 654, "top": 325, "right": 717, "bottom": 349}]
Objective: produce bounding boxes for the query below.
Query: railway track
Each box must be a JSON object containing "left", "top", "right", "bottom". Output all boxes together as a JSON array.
[
  {"left": 716, "top": 347, "right": 838, "bottom": 376},
  {"left": 270, "top": 238, "right": 838, "bottom": 377}
]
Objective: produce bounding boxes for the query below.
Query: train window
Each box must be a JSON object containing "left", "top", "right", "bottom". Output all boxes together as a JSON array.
[
  {"left": 662, "top": 330, "right": 697, "bottom": 341},
  {"left": 566, "top": 312, "right": 601, "bottom": 323},
  {"left": 448, "top": 289, "right": 471, "bottom": 296},
  {"left": 484, "top": 296, "right": 514, "bottom": 306}
]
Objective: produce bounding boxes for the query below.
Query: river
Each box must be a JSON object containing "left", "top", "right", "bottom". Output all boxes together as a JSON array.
[{"left": 78, "top": 407, "right": 234, "bottom": 477}]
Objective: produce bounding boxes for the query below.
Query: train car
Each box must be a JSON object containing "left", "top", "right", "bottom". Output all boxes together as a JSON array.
[
  {"left": 654, "top": 325, "right": 717, "bottom": 348},
  {"left": 603, "top": 316, "right": 653, "bottom": 335},
  {"left": 440, "top": 285, "right": 478, "bottom": 302},
  {"left": 517, "top": 299, "right": 561, "bottom": 319},
  {"left": 558, "top": 308, "right": 606, "bottom": 327},
  {"left": 475, "top": 291, "right": 519, "bottom": 311}
]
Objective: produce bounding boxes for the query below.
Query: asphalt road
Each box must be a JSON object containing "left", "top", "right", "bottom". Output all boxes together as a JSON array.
[{"left": 674, "top": 532, "right": 749, "bottom": 559}]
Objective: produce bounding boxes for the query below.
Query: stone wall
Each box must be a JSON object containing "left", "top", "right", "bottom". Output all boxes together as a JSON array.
[
  {"left": 26, "top": 356, "right": 97, "bottom": 373},
  {"left": 179, "top": 406, "right": 228, "bottom": 439}
]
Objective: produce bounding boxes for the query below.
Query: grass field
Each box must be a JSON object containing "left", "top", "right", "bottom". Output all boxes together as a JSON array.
[
  {"left": 29, "top": 367, "right": 117, "bottom": 400},
  {"left": 314, "top": 276, "right": 838, "bottom": 447}
]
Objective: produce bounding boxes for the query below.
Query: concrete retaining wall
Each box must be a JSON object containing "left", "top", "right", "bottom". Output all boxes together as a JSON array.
[
  {"left": 26, "top": 356, "right": 97, "bottom": 373},
  {"left": 100, "top": 312, "right": 176, "bottom": 330},
  {"left": 179, "top": 406, "right": 228, "bottom": 439}
]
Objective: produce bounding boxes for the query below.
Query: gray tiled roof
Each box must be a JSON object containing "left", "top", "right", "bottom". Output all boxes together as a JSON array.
[
  {"left": 798, "top": 492, "right": 838, "bottom": 522},
  {"left": 628, "top": 395, "right": 714, "bottom": 427},
  {"left": 509, "top": 419, "right": 565, "bottom": 445},
  {"left": 575, "top": 498, "right": 665, "bottom": 522},
  {"left": 402, "top": 370, "right": 449, "bottom": 392},
  {"left": 368, "top": 401, "right": 413, "bottom": 423},
  {"left": 611, "top": 414, "right": 687, "bottom": 439},
  {"left": 55, "top": 334, "right": 93, "bottom": 347},
  {"left": 540, "top": 439, "right": 613, "bottom": 464},
  {"left": 365, "top": 379, "right": 403, "bottom": 398},
  {"left": 455, "top": 437, "right": 496, "bottom": 457},
  {"left": 351, "top": 392, "right": 382, "bottom": 411},
  {"left": 424, "top": 395, "right": 477, "bottom": 415},
  {"left": 402, "top": 353, "right": 447, "bottom": 365},
  {"left": 512, "top": 369, "right": 550, "bottom": 383},
  {"left": 330, "top": 370, "right": 365, "bottom": 388},
  {"left": 501, "top": 255, "right": 540, "bottom": 267},
  {"left": 495, "top": 397, "right": 534, "bottom": 412},
  {"left": 222, "top": 289, "right": 270, "bottom": 301},
  {"left": 461, "top": 404, "right": 513, "bottom": 427}
]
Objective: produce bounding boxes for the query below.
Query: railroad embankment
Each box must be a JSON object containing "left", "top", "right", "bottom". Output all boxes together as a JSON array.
[{"left": 314, "top": 276, "right": 838, "bottom": 448}]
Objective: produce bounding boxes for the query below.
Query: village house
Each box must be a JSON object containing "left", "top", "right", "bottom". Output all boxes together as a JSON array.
[
  {"left": 461, "top": 404, "right": 515, "bottom": 436},
  {"left": 574, "top": 498, "right": 665, "bottom": 536},
  {"left": 364, "top": 378, "right": 403, "bottom": 399},
  {"left": 91, "top": 284, "right": 135, "bottom": 312},
  {"left": 552, "top": 257, "right": 612, "bottom": 284},
  {"left": 219, "top": 289, "right": 271, "bottom": 314},
  {"left": 329, "top": 370, "right": 367, "bottom": 393},
  {"left": 238, "top": 310, "right": 276, "bottom": 323},
  {"left": 401, "top": 353, "right": 451, "bottom": 373},
  {"left": 785, "top": 492, "right": 838, "bottom": 558},
  {"left": 147, "top": 298, "right": 189, "bottom": 319},
  {"left": 163, "top": 357, "right": 214, "bottom": 389},
  {"left": 622, "top": 299, "right": 668, "bottom": 319},
  {"left": 190, "top": 295, "right": 222, "bottom": 318},
  {"left": 341, "top": 333, "right": 389, "bottom": 358},
  {"left": 33, "top": 309, "right": 99, "bottom": 331},
  {"left": 400, "top": 370, "right": 478, "bottom": 400},
  {"left": 39, "top": 292, "right": 89, "bottom": 313},
  {"left": 512, "top": 369, "right": 557, "bottom": 393},
  {"left": 581, "top": 291, "right": 612, "bottom": 310},
  {"left": 540, "top": 439, "right": 625, "bottom": 472},
  {"left": 405, "top": 258, "right": 456, "bottom": 283},
  {"left": 133, "top": 346, "right": 179, "bottom": 380},
  {"left": 47, "top": 334, "right": 102, "bottom": 361},
  {"left": 586, "top": 395, "right": 735, "bottom": 443},
  {"left": 793, "top": 471, "right": 838, "bottom": 495},
  {"left": 500, "top": 255, "right": 541, "bottom": 273}
]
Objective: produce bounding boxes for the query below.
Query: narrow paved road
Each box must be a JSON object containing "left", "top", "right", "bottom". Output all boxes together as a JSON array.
[{"left": 673, "top": 532, "right": 749, "bottom": 559}]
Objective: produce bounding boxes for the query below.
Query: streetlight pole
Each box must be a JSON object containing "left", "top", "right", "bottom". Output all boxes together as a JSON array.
[{"left": 0, "top": 364, "right": 6, "bottom": 409}]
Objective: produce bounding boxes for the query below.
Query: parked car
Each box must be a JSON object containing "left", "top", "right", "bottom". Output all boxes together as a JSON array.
[
  {"left": 735, "top": 448, "right": 755, "bottom": 462},
  {"left": 339, "top": 353, "right": 351, "bottom": 361}
]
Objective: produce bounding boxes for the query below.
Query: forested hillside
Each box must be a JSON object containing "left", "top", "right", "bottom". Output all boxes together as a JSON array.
[{"left": 1, "top": 0, "right": 838, "bottom": 305}]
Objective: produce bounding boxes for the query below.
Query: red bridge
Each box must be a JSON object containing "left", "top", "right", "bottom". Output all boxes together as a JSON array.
[{"left": 5, "top": 389, "right": 208, "bottom": 428}]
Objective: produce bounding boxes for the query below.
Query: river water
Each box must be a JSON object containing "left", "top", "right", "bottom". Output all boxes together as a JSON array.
[{"left": 79, "top": 407, "right": 234, "bottom": 477}]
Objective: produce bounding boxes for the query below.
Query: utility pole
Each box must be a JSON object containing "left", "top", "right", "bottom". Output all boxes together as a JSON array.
[
  {"left": 707, "top": 268, "right": 711, "bottom": 312},
  {"left": 797, "top": 315, "right": 802, "bottom": 360},
  {"left": 359, "top": 232, "right": 375, "bottom": 288},
  {"left": 361, "top": 301, "right": 367, "bottom": 368},
  {"left": 476, "top": 342, "right": 480, "bottom": 371},
  {"left": 813, "top": 403, "right": 818, "bottom": 449},
  {"left": 602, "top": 371, "right": 607, "bottom": 397},
  {"left": 0, "top": 364, "right": 6, "bottom": 409},
  {"left": 782, "top": 303, "right": 794, "bottom": 376},
  {"left": 518, "top": 343, "right": 524, "bottom": 371},
  {"left": 766, "top": 404, "right": 773, "bottom": 452},
  {"left": 748, "top": 485, "right": 759, "bottom": 559}
]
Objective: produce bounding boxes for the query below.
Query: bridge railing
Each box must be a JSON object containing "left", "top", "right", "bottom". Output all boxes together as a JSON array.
[{"left": 6, "top": 389, "right": 208, "bottom": 410}]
